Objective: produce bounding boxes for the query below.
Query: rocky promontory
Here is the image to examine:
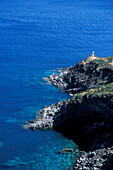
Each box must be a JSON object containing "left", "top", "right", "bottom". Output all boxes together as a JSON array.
[
  {"left": 48, "top": 55, "right": 113, "bottom": 94},
  {"left": 26, "top": 54, "right": 113, "bottom": 169}
]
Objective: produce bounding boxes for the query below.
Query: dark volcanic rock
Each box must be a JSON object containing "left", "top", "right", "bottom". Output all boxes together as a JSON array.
[
  {"left": 27, "top": 55, "right": 113, "bottom": 170},
  {"left": 48, "top": 56, "right": 113, "bottom": 94},
  {"left": 27, "top": 83, "right": 113, "bottom": 152}
]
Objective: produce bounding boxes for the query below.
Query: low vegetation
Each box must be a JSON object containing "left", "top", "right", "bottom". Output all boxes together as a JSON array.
[
  {"left": 105, "top": 55, "right": 113, "bottom": 63},
  {"left": 74, "top": 82, "right": 113, "bottom": 101},
  {"left": 92, "top": 56, "right": 113, "bottom": 68}
]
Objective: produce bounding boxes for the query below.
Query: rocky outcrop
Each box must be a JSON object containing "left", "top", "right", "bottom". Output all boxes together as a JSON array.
[
  {"left": 48, "top": 55, "right": 113, "bottom": 94},
  {"left": 27, "top": 82, "right": 113, "bottom": 150},
  {"left": 26, "top": 55, "right": 113, "bottom": 169},
  {"left": 26, "top": 83, "right": 113, "bottom": 169},
  {"left": 74, "top": 147, "right": 113, "bottom": 170},
  {"left": 59, "top": 148, "right": 73, "bottom": 153}
]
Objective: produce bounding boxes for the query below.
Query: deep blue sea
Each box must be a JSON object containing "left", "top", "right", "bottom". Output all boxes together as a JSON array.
[{"left": 0, "top": 0, "right": 113, "bottom": 169}]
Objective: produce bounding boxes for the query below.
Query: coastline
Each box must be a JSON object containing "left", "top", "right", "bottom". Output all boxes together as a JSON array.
[{"left": 26, "top": 54, "right": 113, "bottom": 169}]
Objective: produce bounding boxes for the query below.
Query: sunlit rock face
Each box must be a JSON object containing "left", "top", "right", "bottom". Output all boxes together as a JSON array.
[{"left": 48, "top": 56, "right": 113, "bottom": 94}]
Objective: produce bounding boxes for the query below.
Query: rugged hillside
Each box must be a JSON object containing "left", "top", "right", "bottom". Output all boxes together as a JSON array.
[
  {"left": 26, "top": 55, "right": 113, "bottom": 150},
  {"left": 48, "top": 55, "right": 113, "bottom": 94},
  {"left": 26, "top": 83, "right": 113, "bottom": 149},
  {"left": 26, "top": 82, "right": 113, "bottom": 169},
  {"left": 26, "top": 55, "right": 113, "bottom": 169}
]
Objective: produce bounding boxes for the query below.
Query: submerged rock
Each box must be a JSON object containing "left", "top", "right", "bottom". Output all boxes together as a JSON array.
[
  {"left": 2, "top": 158, "right": 27, "bottom": 167},
  {"left": 0, "top": 141, "right": 3, "bottom": 149},
  {"left": 59, "top": 148, "right": 73, "bottom": 153}
]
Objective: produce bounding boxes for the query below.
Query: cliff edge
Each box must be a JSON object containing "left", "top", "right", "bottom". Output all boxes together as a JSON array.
[
  {"left": 48, "top": 55, "right": 113, "bottom": 94},
  {"left": 26, "top": 55, "right": 113, "bottom": 169}
]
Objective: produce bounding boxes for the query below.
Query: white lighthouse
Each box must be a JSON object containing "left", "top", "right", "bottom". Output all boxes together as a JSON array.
[{"left": 92, "top": 51, "right": 95, "bottom": 58}]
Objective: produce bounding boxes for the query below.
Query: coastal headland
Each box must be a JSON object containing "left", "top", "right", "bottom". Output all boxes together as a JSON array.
[{"left": 25, "top": 54, "right": 113, "bottom": 169}]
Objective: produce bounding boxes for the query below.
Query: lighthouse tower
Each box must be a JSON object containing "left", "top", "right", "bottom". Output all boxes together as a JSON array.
[{"left": 92, "top": 51, "right": 95, "bottom": 58}]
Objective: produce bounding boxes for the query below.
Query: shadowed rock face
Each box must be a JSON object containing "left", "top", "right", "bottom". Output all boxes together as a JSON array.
[
  {"left": 27, "top": 56, "right": 113, "bottom": 151},
  {"left": 48, "top": 56, "right": 113, "bottom": 94},
  {"left": 27, "top": 55, "right": 113, "bottom": 169},
  {"left": 27, "top": 83, "right": 113, "bottom": 151},
  {"left": 33, "top": 86, "right": 113, "bottom": 149},
  {"left": 53, "top": 91, "right": 113, "bottom": 151}
]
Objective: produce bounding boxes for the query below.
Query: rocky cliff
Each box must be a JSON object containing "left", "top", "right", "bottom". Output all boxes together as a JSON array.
[
  {"left": 48, "top": 55, "right": 113, "bottom": 94},
  {"left": 26, "top": 55, "right": 113, "bottom": 169},
  {"left": 27, "top": 83, "right": 113, "bottom": 149}
]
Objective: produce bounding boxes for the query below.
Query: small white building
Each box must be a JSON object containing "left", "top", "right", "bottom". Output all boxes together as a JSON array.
[
  {"left": 85, "top": 51, "right": 97, "bottom": 62},
  {"left": 92, "top": 51, "right": 95, "bottom": 58}
]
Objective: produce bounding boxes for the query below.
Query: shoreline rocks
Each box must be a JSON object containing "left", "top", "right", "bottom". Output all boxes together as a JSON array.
[
  {"left": 26, "top": 82, "right": 113, "bottom": 169},
  {"left": 73, "top": 147, "right": 113, "bottom": 170},
  {"left": 48, "top": 55, "right": 113, "bottom": 94},
  {"left": 27, "top": 55, "right": 113, "bottom": 169}
]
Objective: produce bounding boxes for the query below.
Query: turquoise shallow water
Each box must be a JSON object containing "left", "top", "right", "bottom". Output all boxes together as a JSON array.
[
  {"left": 0, "top": 123, "right": 79, "bottom": 169},
  {"left": 0, "top": 0, "right": 113, "bottom": 169}
]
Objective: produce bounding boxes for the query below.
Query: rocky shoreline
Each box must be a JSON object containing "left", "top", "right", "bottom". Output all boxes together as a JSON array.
[
  {"left": 26, "top": 54, "right": 113, "bottom": 169},
  {"left": 48, "top": 55, "right": 113, "bottom": 94},
  {"left": 73, "top": 147, "right": 113, "bottom": 170}
]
